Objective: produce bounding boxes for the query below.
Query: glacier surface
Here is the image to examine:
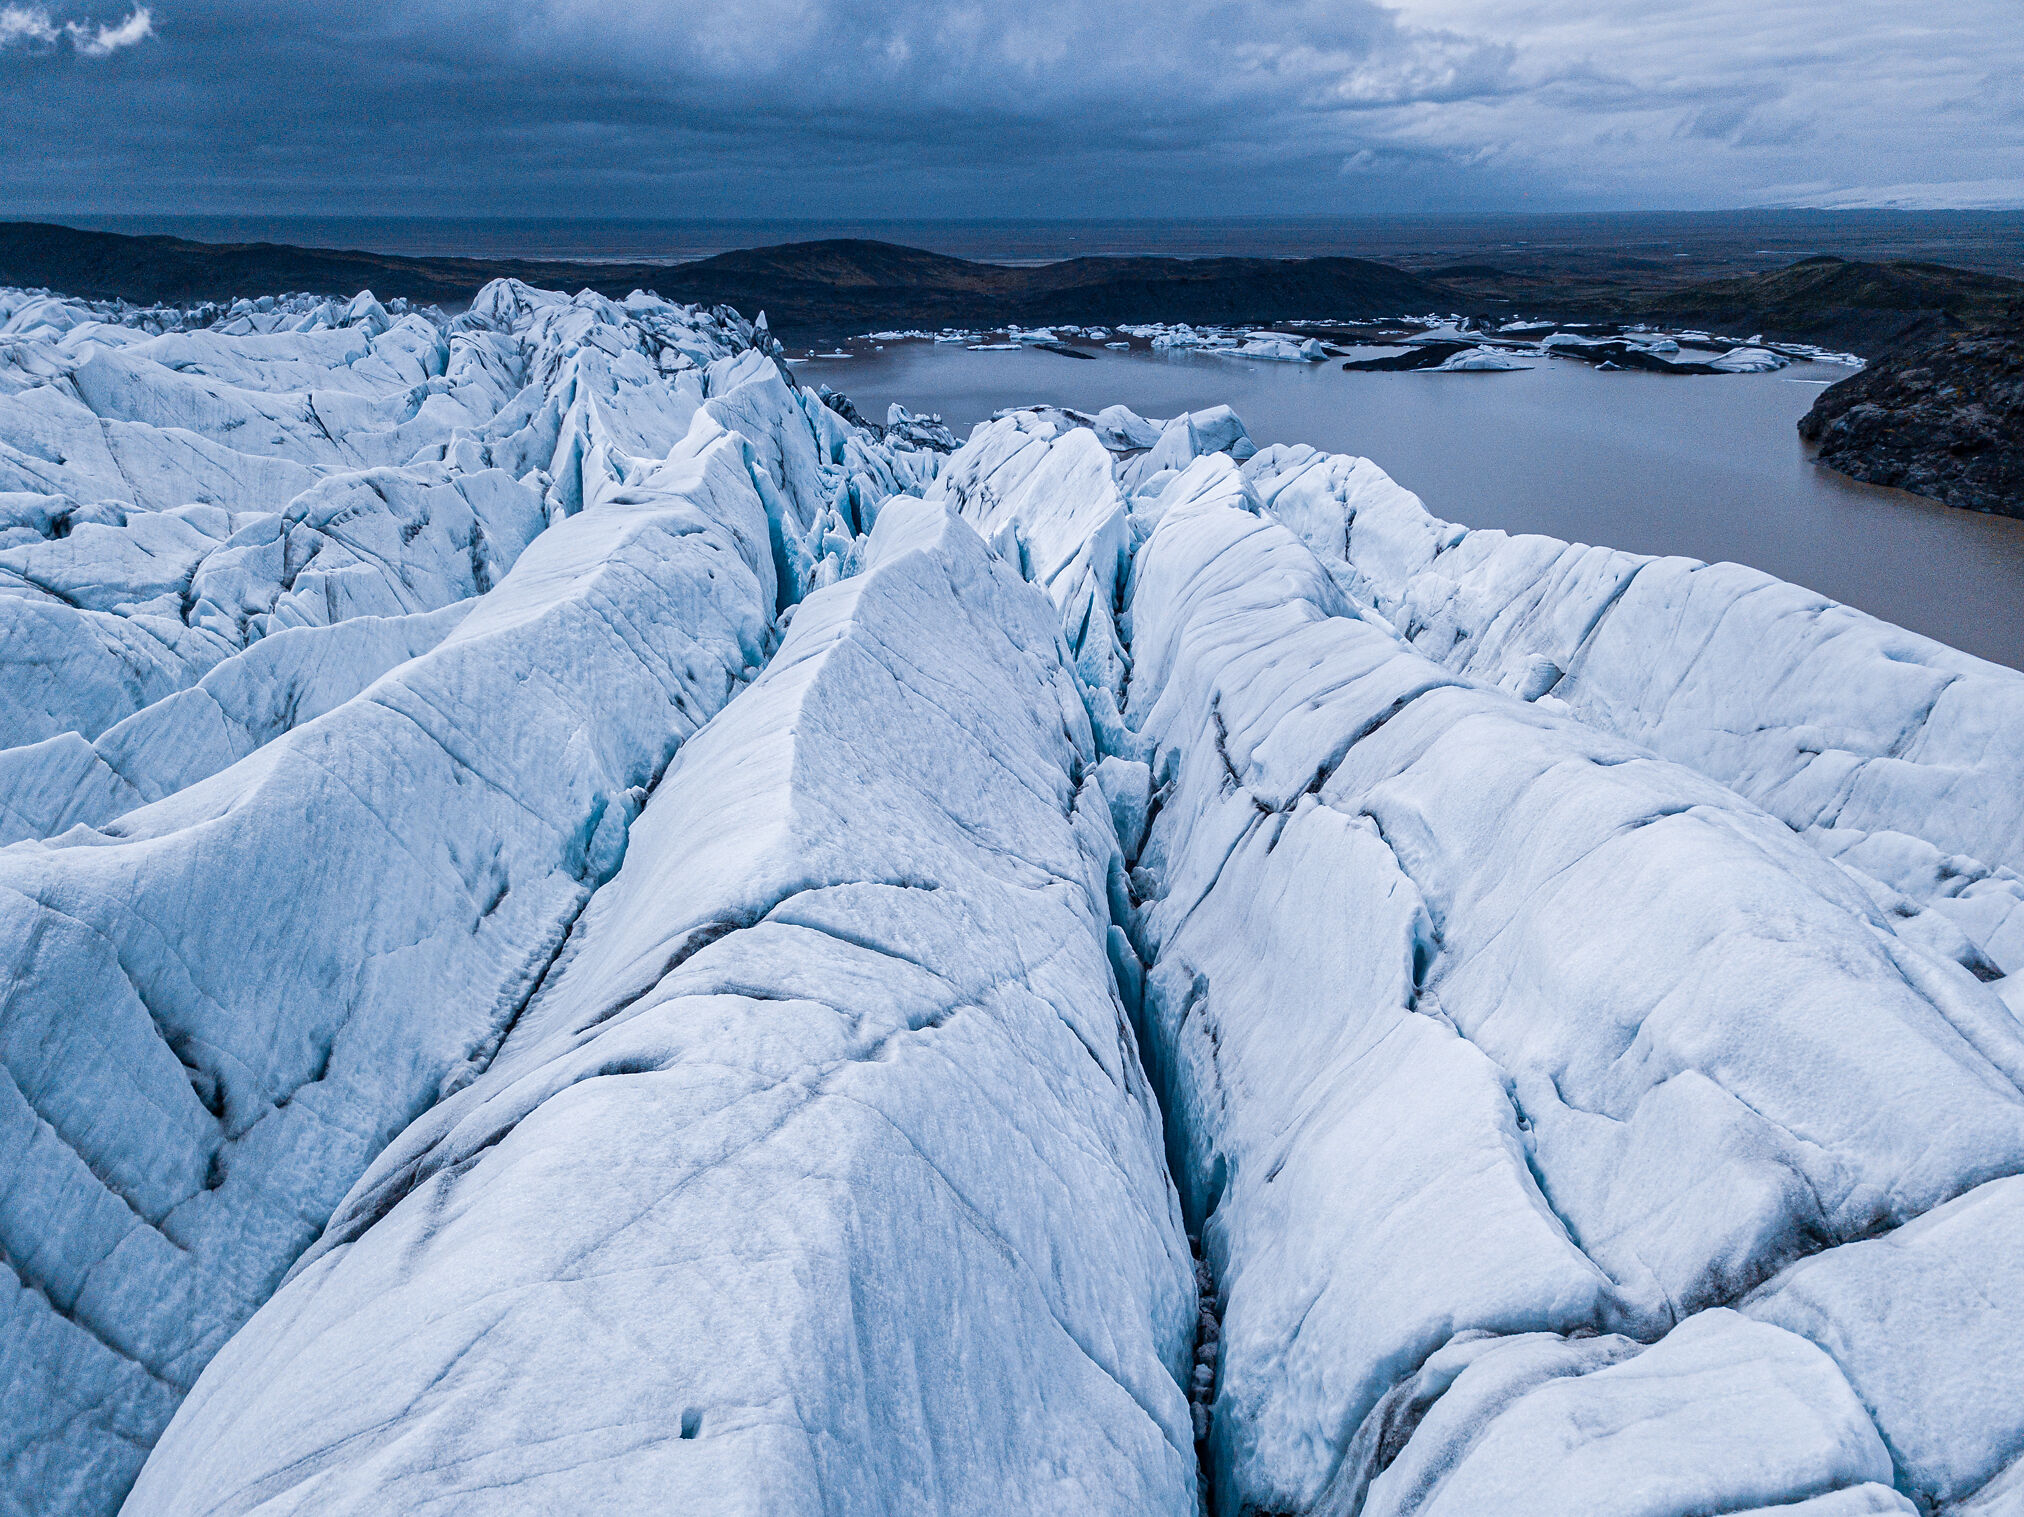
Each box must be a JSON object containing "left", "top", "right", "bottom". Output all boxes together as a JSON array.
[{"left": 0, "top": 281, "right": 2020, "bottom": 1517}]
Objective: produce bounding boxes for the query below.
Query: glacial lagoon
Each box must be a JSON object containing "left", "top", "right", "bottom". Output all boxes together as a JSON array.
[{"left": 819, "top": 338, "right": 2024, "bottom": 669}]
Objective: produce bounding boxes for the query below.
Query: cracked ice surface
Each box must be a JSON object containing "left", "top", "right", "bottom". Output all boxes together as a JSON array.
[
  {"left": 953, "top": 408, "right": 2024, "bottom": 1517},
  {"left": 0, "top": 281, "right": 950, "bottom": 1517},
  {"left": 1243, "top": 442, "right": 2024, "bottom": 985},
  {"left": 127, "top": 498, "right": 1196, "bottom": 1516},
  {"left": 0, "top": 417, "right": 778, "bottom": 1514},
  {"left": 9, "top": 287, "right": 2024, "bottom": 1517}
]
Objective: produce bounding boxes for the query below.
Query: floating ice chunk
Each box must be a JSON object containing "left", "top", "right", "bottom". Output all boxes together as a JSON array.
[
  {"left": 1432, "top": 345, "right": 1533, "bottom": 371},
  {"left": 1709, "top": 345, "right": 1790, "bottom": 372},
  {"left": 1224, "top": 333, "right": 1327, "bottom": 362}
]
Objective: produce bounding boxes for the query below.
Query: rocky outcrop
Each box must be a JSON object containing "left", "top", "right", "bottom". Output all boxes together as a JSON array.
[{"left": 1800, "top": 319, "right": 2024, "bottom": 517}]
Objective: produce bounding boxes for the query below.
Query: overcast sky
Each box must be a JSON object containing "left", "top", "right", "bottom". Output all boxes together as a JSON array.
[{"left": 3, "top": 0, "right": 2020, "bottom": 217}]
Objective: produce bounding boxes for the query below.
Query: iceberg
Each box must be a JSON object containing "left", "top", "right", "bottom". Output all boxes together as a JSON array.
[
  {"left": 1431, "top": 345, "right": 1532, "bottom": 371},
  {"left": 1708, "top": 345, "right": 1790, "bottom": 372}
]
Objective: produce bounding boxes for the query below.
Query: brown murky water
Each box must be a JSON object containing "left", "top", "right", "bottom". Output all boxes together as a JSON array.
[{"left": 818, "top": 340, "right": 2024, "bottom": 671}]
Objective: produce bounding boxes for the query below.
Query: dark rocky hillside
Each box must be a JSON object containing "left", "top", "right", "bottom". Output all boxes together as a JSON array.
[
  {"left": 4, "top": 221, "right": 2019, "bottom": 352},
  {"left": 0, "top": 223, "right": 1448, "bottom": 338},
  {"left": 1634, "top": 256, "right": 2024, "bottom": 351},
  {"left": 1800, "top": 317, "right": 2024, "bottom": 517}
]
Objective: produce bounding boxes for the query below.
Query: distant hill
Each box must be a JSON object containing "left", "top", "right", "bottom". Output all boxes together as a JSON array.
[
  {"left": 1629, "top": 256, "right": 2024, "bottom": 349},
  {"left": 0, "top": 221, "right": 549, "bottom": 308},
  {"left": 0, "top": 223, "right": 1448, "bottom": 340},
  {"left": 3, "top": 222, "right": 2018, "bottom": 351}
]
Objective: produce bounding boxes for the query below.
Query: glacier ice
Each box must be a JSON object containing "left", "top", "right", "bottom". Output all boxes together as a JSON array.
[
  {"left": 0, "top": 281, "right": 951, "bottom": 1515},
  {"left": 0, "top": 604, "right": 471, "bottom": 844},
  {"left": 3, "top": 279, "right": 2022, "bottom": 1517},
  {"left": 1352, "top": 1311, "right": 1894, "bottom": 1517},
  {"left": 1241, "top": 441, "right": 2024, "bottom": 980},
  {"left": 0, "top": 415, "right": 779, "bottom": 1512},
  {"left": 126, "top": 498, "right": 1195, "bottom": 1515},
  {"left": 944, "top": 409, "right": 2024, "bottom": 1517}
]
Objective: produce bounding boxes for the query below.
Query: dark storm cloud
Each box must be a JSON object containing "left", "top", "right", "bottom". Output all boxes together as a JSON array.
[{"left": 1, "top": 0, "right": 2018, "bottom": 214}]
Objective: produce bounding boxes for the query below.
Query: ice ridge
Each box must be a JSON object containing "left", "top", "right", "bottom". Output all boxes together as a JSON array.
[{"left": 1, "top": 284, "right": 2021, "bottom": 1517}]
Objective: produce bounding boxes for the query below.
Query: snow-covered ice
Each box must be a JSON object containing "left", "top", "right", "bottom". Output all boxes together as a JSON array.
[
  {"left": 1241, "top": 440, "right": 2024, "bottom": 979},
  {"left": 126, "top": 498, "right": 1195, "bottom": 1516},
  {"left": 946, "top": 408, "right": 2024, "bottom": 1517},
  {"left": 0, "top": 414, "right": 781, "bottom": 1512},
  {"left": 3, "top": 280, "right": 2021, "bottom": 1517},
  {"left": 0, "top": 281, "right": 950, "bottom": 1516}
]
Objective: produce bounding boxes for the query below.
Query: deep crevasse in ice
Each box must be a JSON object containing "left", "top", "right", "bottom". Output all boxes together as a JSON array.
[
  {"left": 127, "top": 497, "right": 1195, "bottom": 1515},
  {"left": 933, "top": 406, "right": 2024, "bottom": 1517},
  {"left": 2, "top": 284, "right": 2023, "bottom": 1517},
  {"left": 0, "top": 281, "right": 946, "bottom": 1516}
]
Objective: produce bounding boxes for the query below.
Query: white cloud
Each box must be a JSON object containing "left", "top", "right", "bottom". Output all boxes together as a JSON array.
[
  {"left": 1766, "top": 179, "right": 2024, "bottom": 212},
  {"left": 1369, "top": 0, "right": 2024, "bottom": 206},
  {"left": 390, "top": 0, "right": 2024, "bottom": 208},
  {"left": 0, "top": 0, "right": 2012, "bottom": 213},
  {"left": 67, "top": 5, "right": 150, "bottom": 54},
  {"left": 0, "top": 5, "right": 61, "bottom": 44},
  {"left": 0, "top": 3, "right": 151, "bottom": 54}
]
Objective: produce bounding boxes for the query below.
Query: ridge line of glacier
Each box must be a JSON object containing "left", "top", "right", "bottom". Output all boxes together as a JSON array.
[{"left": 1, "top": 279, "right": 2020, "bottom": 1517}]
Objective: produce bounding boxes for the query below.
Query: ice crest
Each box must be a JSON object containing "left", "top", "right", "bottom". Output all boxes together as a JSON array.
[{"left": 2, "top": 281, "right": 2022, "bottom": 1517}]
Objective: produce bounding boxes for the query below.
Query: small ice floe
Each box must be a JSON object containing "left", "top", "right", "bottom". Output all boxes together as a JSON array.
[
  {"left": 1763, "top": 341, "right": 1865, "bottom": 366},
  {"left": 1228, "top": 332, "right": 1328, "bottom": 362},
  {"left": 1707, "top": 346, "right": 1789, "bottom": 373},
  {"left": 1432, "top": 346, "right": 1534, "bottom": 372},
  {"left": 1143, "top": 325, "right": 1327, "bottom": 361}
]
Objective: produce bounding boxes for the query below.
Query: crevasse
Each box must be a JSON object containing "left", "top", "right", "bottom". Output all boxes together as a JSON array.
[{"left": 1, "top": 285, "right": 2021, "bottom": 1517}]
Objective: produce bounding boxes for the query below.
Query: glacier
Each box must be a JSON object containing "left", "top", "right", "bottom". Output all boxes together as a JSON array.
[{"left": 0, "top": 279, "right": 2021, "bottom": 1517}]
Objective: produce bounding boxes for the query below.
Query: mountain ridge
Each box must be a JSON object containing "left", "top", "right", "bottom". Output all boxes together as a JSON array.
[{"left": 2, "top": 221, "right": 2020, "bottom": 350}]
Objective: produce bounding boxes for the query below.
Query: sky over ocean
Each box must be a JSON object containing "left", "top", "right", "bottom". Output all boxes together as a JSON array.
[{"left": 2, "top": 0, "right": 2020, "bottom": 217}]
